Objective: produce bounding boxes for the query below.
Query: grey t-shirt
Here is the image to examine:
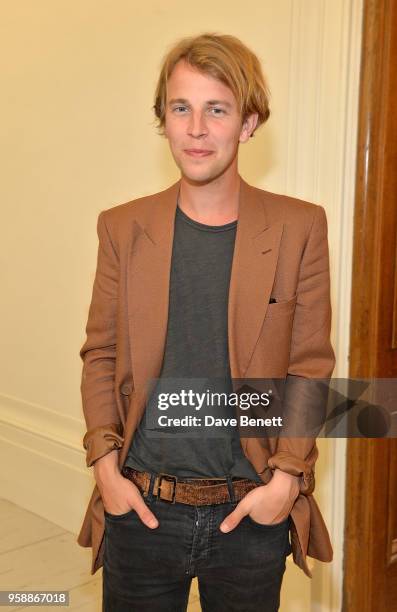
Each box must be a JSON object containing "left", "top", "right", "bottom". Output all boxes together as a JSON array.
[{"left": 124, "top": 204, "right": 261, "bottom": 482}]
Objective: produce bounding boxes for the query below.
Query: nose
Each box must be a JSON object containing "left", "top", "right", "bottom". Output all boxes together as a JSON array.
[{"left": 187, "top": 110, "right": 208, "bottom": 138}]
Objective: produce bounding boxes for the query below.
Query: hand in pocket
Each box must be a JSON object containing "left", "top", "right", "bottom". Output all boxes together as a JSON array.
[{"left": 99, "top": 471, "right": 159, "bottom": 528}]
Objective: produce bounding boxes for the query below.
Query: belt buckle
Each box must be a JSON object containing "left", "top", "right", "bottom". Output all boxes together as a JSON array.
[{"left": 157, "top": 473, "right": 177, "bottom": 503}]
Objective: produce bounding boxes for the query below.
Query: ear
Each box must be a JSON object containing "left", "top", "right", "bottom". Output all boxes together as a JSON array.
[{"left": 239, "top": 113, "right": 259, "bottom": 143}]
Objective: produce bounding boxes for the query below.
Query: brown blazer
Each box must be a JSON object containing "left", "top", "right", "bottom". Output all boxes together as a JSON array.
[{"left": 77, "top": 175, "right": 336, "bottom": 577}]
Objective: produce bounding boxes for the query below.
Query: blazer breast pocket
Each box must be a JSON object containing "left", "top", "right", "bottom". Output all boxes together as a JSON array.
[{"left": 265, "top": 294, "right": 297, "bottom": 319}]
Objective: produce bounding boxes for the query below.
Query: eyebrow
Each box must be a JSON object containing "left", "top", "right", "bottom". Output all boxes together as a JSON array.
[{"left": 168, "top": 98, "right": 232, "bottom": 108}]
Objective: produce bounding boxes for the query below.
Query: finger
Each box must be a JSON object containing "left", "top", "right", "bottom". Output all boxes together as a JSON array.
[
  {"left": 219, "top": 502, "right": 247, "bottom": 533},
  {"left": 131, "top": 495, "right": 159, "bottom": 528}
]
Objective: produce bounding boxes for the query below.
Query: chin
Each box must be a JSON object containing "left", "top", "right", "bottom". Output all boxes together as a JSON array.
[
  {"left": 181, "top": 171, "right": 213, "bottom": 184},
  {"left": 178, "top": 162, "right": 229, "bottom": 185}
]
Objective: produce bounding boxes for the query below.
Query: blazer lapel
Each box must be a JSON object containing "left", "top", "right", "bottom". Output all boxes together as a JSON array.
[
  {"left": 127, "top": 179, "right": 181, "bottom": 397},
  {"left": 228, "top": 178, "right": 284, "bottom": 379}
]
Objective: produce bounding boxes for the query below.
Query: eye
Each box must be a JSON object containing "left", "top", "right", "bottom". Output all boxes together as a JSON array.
[
  {"left": 209, "top": 108, "right": 225, "bottom": 115},
  {"left": 173, "top": 106, "right": 188, "bottom": 113}
]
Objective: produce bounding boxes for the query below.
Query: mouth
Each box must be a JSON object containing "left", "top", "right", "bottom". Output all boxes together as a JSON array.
[{"left": 184, "top": 149, "right": 214, "bottom": 158}]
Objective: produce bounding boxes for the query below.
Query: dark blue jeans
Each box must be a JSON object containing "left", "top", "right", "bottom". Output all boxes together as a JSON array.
[{"left": 103, "top": 478, "right": 292, "bottom": 611}]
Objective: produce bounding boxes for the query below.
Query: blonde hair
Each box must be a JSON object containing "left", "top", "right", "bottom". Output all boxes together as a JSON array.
[{"left": 153, "top": 32, "right": 271, "bottom": 138}]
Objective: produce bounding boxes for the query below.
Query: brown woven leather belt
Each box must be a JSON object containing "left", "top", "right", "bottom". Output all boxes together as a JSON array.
[{"left": 121, "top": 466, "right": 262, "bottom": 505}]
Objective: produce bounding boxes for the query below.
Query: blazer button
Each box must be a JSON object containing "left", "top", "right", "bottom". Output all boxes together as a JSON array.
[{"left": 121, "top": 383, "right": 132, "bottom": 395}]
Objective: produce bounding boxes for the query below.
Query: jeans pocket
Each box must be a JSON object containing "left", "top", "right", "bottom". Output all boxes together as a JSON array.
[
  {"left": 104, "top": 507, "right": 137, "bottom": 521},
  {"left": 246, "top": 514, "right": 290, "bottom": 530}
]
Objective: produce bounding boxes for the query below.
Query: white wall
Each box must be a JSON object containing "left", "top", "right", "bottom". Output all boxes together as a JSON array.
[{"left": 0, "top": 1, "right": 363, "bottom": 609}]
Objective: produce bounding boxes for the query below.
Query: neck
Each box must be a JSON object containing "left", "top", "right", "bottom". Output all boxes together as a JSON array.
[{"left": 177, "top": 169, "right": 241, "bottom": 225}]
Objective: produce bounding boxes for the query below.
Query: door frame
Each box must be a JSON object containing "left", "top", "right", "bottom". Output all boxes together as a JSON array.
[{"left": 344, "top": 0, "right": 397, "bottom": 609}]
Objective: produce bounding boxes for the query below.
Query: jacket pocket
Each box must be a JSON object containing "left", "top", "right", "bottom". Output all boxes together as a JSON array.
[{"left": 265, "top": 294, "right": 297, "bottom": 318}]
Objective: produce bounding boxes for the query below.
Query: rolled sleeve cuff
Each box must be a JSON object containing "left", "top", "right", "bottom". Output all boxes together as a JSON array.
[
  {"left": 267, "top": 450, "right": 315, "bottom": 495},
  {"left": 83, "top": 423, "right": 124, "bottom": 467}
]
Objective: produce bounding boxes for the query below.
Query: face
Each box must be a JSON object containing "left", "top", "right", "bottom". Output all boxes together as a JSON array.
[{"left": 163, "top": 59, "right": 258, "bottom": 185}]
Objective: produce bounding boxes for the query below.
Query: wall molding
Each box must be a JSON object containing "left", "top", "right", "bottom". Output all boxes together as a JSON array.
[{"left": 0, "top": 393, "right": 91, "bottom": 534}]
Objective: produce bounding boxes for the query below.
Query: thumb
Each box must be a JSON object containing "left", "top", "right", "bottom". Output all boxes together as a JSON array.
[
  {"left": 133, "top": 496, "right": 159, "bottom": 529},
  {"left": 219, "top": 502, "right": 247, "bottom": 533}
]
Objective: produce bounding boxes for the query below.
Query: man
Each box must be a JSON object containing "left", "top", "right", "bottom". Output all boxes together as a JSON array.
[{"left": 77, "top": 32, "right": 335, "bottom": 611}]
